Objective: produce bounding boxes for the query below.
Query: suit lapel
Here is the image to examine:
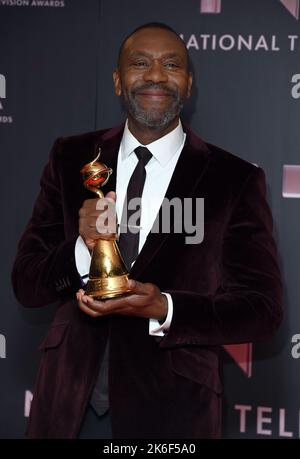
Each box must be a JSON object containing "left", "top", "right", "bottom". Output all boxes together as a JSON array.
[{"left": 130, "top": 127, "right": 211, "bottom": 279}]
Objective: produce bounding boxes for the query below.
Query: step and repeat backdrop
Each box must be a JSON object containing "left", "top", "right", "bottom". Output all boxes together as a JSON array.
[{"left": 1, "top": 0, "right": 299, "bottom": 438}]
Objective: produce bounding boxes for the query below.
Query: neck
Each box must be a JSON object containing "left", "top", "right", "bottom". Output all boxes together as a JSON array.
[{"left": 127, "top": 116, "right": 179, "bottom": 145}]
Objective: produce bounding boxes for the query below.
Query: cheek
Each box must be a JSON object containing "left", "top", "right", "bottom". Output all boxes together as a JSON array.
[
  {"left": 173, "top": 72, "right": 191, "bottom": 87},
  {"left": 124, "top": 72, "right": 145, "bottom": 89},
  {"left": 116, "top": 78, "right": 131, "bottom": 97},
  {"left": 178, "top": 80, "right": 191, "bottom": 97},
  {"left": 115, "top": 72, "right": 132, "bottom": 97}
]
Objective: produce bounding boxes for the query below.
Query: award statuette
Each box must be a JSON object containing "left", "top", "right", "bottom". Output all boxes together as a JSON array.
[{"left": 80, "top": 149, "right": 130, "bottom": 300}]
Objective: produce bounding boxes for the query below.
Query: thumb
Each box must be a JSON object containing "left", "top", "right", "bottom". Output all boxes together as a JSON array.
[
  {"left": 105, "top": 191, "right": 116, "bottom": 202},
  {"left": 127, "top": 279, "right": 147, "bottom": 294}
]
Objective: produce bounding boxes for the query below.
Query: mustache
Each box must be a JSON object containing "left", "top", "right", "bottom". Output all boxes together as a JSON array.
[{"left": 131, "top": 83, "right": 178, "bottom": 98}]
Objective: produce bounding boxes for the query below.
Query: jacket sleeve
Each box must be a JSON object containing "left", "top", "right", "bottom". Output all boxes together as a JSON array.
[
  {"left": 11, "top": 138, "right": 82, "bottom": 307},
  {"left": 161, "top": 167, "right": 283, "bottom": 348}
]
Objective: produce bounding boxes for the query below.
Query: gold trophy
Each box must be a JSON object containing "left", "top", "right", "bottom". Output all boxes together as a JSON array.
[{"left": 80, "top": 148, "right": 130, "bottom": 300}]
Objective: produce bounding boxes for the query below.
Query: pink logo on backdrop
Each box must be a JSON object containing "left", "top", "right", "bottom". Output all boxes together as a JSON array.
[
  {"left": 280, "top": 0, "right": 300, "bottom": 18},
  {"left": 200, "top": 0, "right": 221, "bottom": 13},
  {"left": 282, "top": 165, "right": 300, "bottom": 198},
  {"left": 24, "top": 390, "right": 33, "bottom": 417},
  {"left": 200, "top": 0, "right": 300, "bottom": 19},
  {"left": 223, "top": 343, "right": 253, "bottom": 378}
]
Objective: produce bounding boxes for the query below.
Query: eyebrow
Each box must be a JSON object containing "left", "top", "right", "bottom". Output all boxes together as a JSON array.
[{"left": 128, "top": 51, "right": 184, "bottom": 60}]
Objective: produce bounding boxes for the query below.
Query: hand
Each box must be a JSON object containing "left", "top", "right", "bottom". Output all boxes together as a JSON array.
[
  {"left": 78, "top": 191, "right": 117, "bottom": 250},
  {"left": 76, "top": 279, "right": 168, "bottom": 321}
]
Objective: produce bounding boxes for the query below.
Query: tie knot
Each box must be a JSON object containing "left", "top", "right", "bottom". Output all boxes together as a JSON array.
[{"left": 134, "top": 146, "right": 152, "bottom": 166}]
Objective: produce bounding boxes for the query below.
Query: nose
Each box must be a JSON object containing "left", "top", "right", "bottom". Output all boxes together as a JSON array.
[{"left": 143, "top": 60, "right": 168, "bottom": 83}]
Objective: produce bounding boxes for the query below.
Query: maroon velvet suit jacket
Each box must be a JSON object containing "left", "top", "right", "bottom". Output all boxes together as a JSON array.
[{"left": 12, "top": 124, "right": 283, "bottom": 438}]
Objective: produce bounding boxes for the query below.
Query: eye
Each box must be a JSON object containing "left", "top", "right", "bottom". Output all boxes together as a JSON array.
[
  {"left": 132, "top": 60, "right": 149, "bottom": 68},
  {"left": 164, "top": 62, "right": 179, "bottom": 69}
]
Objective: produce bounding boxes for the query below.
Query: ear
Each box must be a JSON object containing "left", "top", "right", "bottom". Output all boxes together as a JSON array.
[
  {"left": 113, "top": 69, "right": 122, "bottom": 97},
  {"left": 187, "top": 72, "right": 193, "bottom": 99}
]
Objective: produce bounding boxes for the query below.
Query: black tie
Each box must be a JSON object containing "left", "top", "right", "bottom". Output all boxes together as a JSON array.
[{"left": 118, "top": 146, "right": 152, "bottom": 270}]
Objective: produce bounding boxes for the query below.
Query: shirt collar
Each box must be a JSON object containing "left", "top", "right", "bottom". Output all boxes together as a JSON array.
[{"left": 120, "top": 119, "right": 185, "bottom": 167}]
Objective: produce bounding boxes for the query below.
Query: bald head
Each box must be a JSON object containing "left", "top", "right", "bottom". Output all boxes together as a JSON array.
[{"left": 117, "top": 22, "right": 190, "bottom": 71}]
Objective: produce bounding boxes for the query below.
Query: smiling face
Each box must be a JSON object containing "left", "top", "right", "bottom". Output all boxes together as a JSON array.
[{"left": 113, "top": 27, "right": 192, "bottom": 133}]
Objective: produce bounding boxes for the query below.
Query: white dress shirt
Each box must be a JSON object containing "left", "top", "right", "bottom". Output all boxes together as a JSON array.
[{"left": 75, "top": 119, "right": 186, "bottom": 336}]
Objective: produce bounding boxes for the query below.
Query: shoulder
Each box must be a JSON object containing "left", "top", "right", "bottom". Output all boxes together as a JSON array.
[
  {"left": 184, "top": 125, "right": 263, "bottom": 190},
  {"left": 208, "top": 142, "right": 266, "bottom": 198},
  {"left": 207, "top": 141, "right": 258, "bottom": 176},
  {"left": 52, "top": 124, "right": 123, "bottom": 156}
]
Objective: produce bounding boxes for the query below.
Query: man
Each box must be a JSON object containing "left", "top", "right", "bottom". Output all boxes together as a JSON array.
[{"left": 12, "top": 23, "right": 283, "bottom": 439}]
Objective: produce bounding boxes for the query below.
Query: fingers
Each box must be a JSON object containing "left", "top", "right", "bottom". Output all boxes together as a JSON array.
[
  {"left": 76, "top": 289, "right": 100, "bottom": 318},
  {"left": 79, "top": 195, "right": 117, "bottom": 244},
  {"left": 105, "top": 191, "right": 116, "bottom": 201},
  {"left": 96, "top": 197, "right": 117, "bottom": 235},
  {"left": 76, "top": 289, "right": 133, "bottom": 317},
  {"left": 76, "top": 289, "right": 120, "bottom": 318},
  {"left": 127, "top": 279, "right": 154, "bottom": 296},
  {"left": 79, "top": 197, "right": 114, "bottom": 217},
  {"left": 76, "top": 281, "right": 166, "bottom": 320}
]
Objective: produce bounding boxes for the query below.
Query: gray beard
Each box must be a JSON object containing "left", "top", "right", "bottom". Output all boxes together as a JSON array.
[{"left": 122, "top": 89, "right": 184, "bottom": 128}]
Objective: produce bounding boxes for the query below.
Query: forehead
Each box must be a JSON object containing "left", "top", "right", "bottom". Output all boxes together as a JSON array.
[{"left": 122, "top": 27, "right": 187, "bottom": 60}]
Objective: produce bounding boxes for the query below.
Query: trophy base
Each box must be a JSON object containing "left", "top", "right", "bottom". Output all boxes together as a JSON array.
[{"left": 85, "top": 274, "right": 131, "bottom": 300}]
